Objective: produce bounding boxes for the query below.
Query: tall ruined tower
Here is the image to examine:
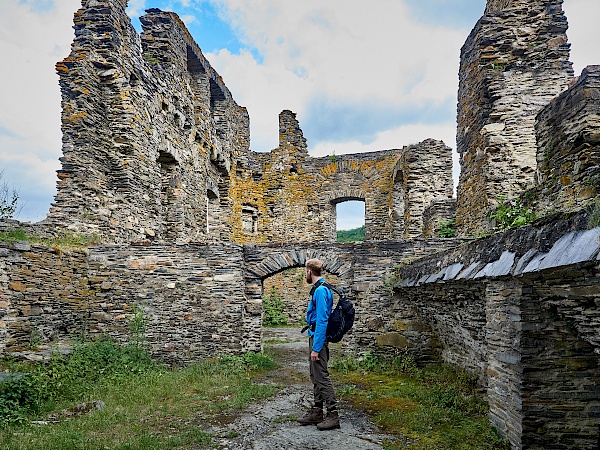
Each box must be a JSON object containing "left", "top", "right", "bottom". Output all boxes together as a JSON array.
[{"left": 456, "top": 0, "right": 573, "bottom": 234}]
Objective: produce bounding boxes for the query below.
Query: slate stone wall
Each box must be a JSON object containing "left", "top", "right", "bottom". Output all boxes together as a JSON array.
[
  {"left": 48, "top": 2, "right": 248, "bottom": 243},
  {"left": 0, "top": 231, "right": 461, "bottom": 363},
  {"left": 0, "top": 240, "right": 256, "bottom": 365},
  {"left": 392, "top": 211, "right": 600, "bottom": 449},
  {"left": 532, "top": 65, "right": 600, "bottom": 215},
  {"left": 231, "top": 114, "right": 454, "bottom": 243},
  {"left": 456, "top": 0, "right": 573, "bottom": 235},
  {"left": 48, "top": 3, "right": 454, "bottom": 245}
]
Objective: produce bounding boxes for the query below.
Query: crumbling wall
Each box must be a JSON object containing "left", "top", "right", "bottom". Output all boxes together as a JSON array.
[
  {"left": 533, "top": 65, "right": 600, "bottom": 214},
  {"left": 48, "top": 1, "right": 249, "bottom": 243},
  {"left": 230, "top": 111, "right": 454, "bottom": 243},
  {"left": 0, "top": 239, "right": 256, "bottom": 365},
  {"left": 47, "top": 2, "right": 453, "bottom": 245},
  {"left": 456, "top": 0, "right": 573, "bottom": 235}
]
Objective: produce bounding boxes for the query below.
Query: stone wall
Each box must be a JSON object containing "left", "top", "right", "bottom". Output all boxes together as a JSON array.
[
  {"left": 456, "top": 0, "right": 573, "bottom": 234},
  {"left": 391, "top": 211, "right": 600, "bottom": 449},
  {"left": 48, "top": 2, "right": 249, "bottom": 243},
  {"left": 0, "top": 239, "right": 257, "bottom": 365},
  {"left": 0, "top": 229, "right": 461, "bottom": 363},
  {"left": 533, "top": 65, "right": 600, "bottom": 215},
  {"left": 232, "top": 116, "right": 455, "bottom": 244},
  {"left": 47, "top": 2, "right": 454, "bottom": 245}
]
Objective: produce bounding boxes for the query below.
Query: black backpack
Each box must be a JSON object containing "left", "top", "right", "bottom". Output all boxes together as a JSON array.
[{"left": 309, "top": 280, "right": 355, "bottom": 343}]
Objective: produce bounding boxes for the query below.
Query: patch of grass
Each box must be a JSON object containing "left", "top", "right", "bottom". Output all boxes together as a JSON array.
[
  {"left": 331, "top": 353, "right": 509, "bottom": 450},
  {"left": 0, "top": 228, "right": 28, "bottom": 242},
  {"left": 0, "top": 342, "right": 277, "bottom": 449},
  {"left": 0, "top": 228, "right": 99, "bottom": 251}
]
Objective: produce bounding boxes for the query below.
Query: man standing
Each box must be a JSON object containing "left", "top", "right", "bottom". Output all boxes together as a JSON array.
[{"left": 297, "top": 258, "right": 340, "bottom": 430}]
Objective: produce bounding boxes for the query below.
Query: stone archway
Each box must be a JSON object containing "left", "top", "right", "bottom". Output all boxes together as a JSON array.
[{"left": 242, "top": 245, "right": 354, "bottom": 352}]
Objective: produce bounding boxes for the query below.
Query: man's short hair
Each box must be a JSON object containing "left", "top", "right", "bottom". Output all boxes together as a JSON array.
[{"left": 306, "top": 258, "right": 323, "bottom": 276}]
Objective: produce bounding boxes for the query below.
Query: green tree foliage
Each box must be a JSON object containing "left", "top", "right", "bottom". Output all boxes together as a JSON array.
[{"left": 336, "top": 225, "right": 365, "bottom": 242}]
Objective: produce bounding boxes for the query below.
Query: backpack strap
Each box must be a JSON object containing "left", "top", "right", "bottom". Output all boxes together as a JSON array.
[{"left": 310, "top": 280, "right": 343, "bottom": 308}]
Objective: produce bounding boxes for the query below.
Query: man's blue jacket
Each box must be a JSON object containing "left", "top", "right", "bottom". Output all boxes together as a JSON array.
[{"left": 306, "top": 278, "right": 334, "bottom": 353}]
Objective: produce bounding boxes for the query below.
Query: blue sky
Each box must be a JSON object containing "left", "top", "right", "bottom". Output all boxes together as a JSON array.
[{"left": 1, "top": 0, "right": 598, "bottom": 230}]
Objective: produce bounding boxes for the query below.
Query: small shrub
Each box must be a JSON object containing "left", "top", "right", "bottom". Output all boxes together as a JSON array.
[
  {"left": 0, "top": 375, "right": 40, "bottom": 426},
  {"left": 0, "top": 172, "right": 20, "bottom": 219},
  {"left": 489, "top": 195, "right": 536, "bottom": 231},
  {"left": 437, "top": 218, "right": 456, "bottom": 238},
  {"left": 262, "top": 288, "right": 288, "bottom": 326},
  {"left": 220, "top": 351, "right": 277, "bottom": 373}
]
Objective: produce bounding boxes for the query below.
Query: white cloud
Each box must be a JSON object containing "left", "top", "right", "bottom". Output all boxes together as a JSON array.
[
  {"left": 0, "top": 0, "right": 79, "bottom": 221},
  {"left": 207, "top": 0, "right": 465, "bottom": 152},
  {"left": 1, "top": 0, "right": 596, "bottom": 223},
  {"left": 126, "top": 0, "right": 147, "bottom": 18},
  {"left": 563, "top": 0, "right": 600, "bottom": 75}
]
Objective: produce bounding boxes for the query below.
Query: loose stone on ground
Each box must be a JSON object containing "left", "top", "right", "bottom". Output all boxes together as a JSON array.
[{"left": 207, "top": 327, "right": 397, "bottom": 449}]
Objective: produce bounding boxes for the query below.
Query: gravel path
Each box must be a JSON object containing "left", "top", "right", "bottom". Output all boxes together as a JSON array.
[{"left": 207, "top": 327, "right": 395, "bottom": 450}]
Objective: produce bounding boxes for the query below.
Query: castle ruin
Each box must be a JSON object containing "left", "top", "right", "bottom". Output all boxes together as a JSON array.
[{"left": 1, "top": 0, "right": 599, "bottom": 448}]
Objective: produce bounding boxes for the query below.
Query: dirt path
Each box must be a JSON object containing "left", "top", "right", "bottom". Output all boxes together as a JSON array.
[{"left": 207, "top": 327, "right": 395, "bottom": 450}]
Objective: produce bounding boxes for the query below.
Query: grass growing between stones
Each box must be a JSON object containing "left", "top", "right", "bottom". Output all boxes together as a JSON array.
[
  {"left": 331, "top": 353, "right": 510, "bottom": 450},
  {"left": 0, "top": 228, "right": 100, "bottom": 252},
  {"left": 0, "top": 340, "right": 278, "bottom": 450}
]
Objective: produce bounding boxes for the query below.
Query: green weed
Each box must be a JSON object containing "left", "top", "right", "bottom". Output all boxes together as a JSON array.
[
  {"left": 0, "top": 229, "right": 99, "bottom": 251},
  {"left": 489, "top": 195, "right": 536, "bottom": 231},
  {"left": 0, "top": 345, "right": 277, "bottom": 449},
  {"left": 331, "top": 353, "right": 509, "bottom": 450},
  {"left": 262, "top": 288, "right": 288, "bottom": 326},
  {"left": 437, "top": 218, "right": 457, "bottom": 238}
]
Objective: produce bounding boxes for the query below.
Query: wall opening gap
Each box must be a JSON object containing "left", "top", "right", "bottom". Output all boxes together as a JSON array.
[{"left": 335, "top": 200, "right": 365, "bottom": 242}]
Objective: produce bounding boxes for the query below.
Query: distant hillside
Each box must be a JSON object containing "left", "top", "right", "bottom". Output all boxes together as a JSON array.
[{"left": 336, "top": 226, "right": 365, "bottom": 242}]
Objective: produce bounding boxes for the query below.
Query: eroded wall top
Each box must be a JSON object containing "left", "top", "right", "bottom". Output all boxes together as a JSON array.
[{"left": 456, "top": 0, "right": 574, "bottom": 235}]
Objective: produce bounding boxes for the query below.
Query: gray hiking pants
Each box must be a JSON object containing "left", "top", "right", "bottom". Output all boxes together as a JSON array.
[{"left": 308, "top": 336, "right": 337, "bottom": 411}]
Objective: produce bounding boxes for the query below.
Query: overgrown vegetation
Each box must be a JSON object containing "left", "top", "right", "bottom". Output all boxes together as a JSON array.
[
  {"left": 336, "top": 225, "right": 365, "bottom": 242},
  {"left": 0, "top": 171, "right": 20, "bottom": 219},
  {"left": 0, "top": 340, "right": 277, "bottom": 449},
  {"left": 489, "top": 195, "right": 536, "bottom": 232},
  {"left": 331, "top": 352, "right": 510, "bottom": 450},
  {"left": 0, "top": 228, "right": 99, "bottom": 251},
  {"left": 437, "top": 218, "right": 457, "bottom": 238},
  {"left": 262, "top": 287, "right": 288, "bottom": 326}
]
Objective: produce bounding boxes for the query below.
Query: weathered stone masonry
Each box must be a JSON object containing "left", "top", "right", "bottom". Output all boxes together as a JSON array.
[
  {"left": 46, "top": 1, "right": 455, "bottom": 245},
  {"left": 456, "top": 0, "right": 573, "bottom": 234},
  {"left": 4, "top": 0, "right": 599, "bottom": 448},
  {"left": 0, "top": 237, "right": 460, "bottom": 365},
  {"left": 393, "top": 212, "right": 600, "bottom": 449}
]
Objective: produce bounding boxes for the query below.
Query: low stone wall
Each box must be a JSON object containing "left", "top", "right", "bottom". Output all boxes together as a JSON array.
[
  {"left": 1, "top": 234, "right": 461, "bottom": 363},
  {"left": 0, "top": 240, "right": 257, "bottom": 365},
  {"left": 392, "top": 211, "right": 600, "bottom": 449}
]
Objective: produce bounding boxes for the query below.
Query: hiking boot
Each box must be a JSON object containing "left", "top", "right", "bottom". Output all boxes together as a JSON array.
[
  {"left": 317, "top": 410, "right": 340, "bottom": 430},
  {"left": 296, "top": 407, "right": 323, "bottom": 426}
]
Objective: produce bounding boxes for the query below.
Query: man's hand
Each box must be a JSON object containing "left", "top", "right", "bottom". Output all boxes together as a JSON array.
[{"left": 310, "top": 350, "right": 319, "bottom": 361}]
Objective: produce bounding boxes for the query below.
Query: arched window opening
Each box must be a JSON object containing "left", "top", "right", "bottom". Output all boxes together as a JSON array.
[{"left": 335, "top": 200, "right": 365, "bottom": 242}]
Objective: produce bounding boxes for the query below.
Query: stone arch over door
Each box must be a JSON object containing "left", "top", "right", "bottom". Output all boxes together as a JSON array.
[{"left": 242, "top": 245, "right": 354, "bottom": 352}]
